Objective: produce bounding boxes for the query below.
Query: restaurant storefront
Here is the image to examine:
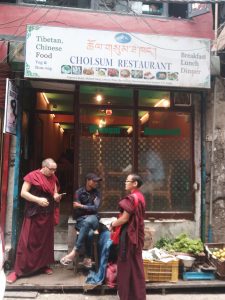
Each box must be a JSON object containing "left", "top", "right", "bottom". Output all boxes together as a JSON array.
[{"left": 20, "top": 25, "right": 210, "bottom": 223}]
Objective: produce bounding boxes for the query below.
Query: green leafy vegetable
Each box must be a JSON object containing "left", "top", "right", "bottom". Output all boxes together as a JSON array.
[{"left": 155, "top": 234, "right": 204, "bottom": 255}]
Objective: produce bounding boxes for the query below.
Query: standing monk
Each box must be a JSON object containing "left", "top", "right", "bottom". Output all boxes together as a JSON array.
[
  {"left": 109, "top": 174, "right": 146, "bottom": 300},
  {"left": 6, "top": 158, "right": 62, "bottom": 283}
]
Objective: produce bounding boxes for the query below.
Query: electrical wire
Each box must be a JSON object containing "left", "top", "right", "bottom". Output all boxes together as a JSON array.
[
  {"left": 0, "top": 0, "right": 68, "bottom": 63},
  {"left": 0, "top": 0, "right": 214, "bottom": 65},
  {"left": 100, "top": 3, "right": 209, "bottom": 51}
]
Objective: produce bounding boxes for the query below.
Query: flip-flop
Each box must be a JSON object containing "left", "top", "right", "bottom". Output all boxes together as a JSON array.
[{"left": 60, "top": 257, "right": 73, "bottom": 266}]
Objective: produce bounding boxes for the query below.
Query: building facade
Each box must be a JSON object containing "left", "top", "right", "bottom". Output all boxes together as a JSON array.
[{"left": 0, "top": 1, "right": 217, "bottom": 260}]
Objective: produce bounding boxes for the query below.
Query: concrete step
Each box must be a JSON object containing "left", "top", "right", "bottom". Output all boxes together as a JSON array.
[
  {"left": 54, "top": 243, "right": 68, "bottom": 261},
  {"left": 54, "top": 227, "right": 68, "bottom": 244}
]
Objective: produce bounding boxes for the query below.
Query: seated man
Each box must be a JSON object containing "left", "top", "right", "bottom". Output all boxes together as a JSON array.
[{"left": 60, "top": 173, "right": 102, "bottom": 267}]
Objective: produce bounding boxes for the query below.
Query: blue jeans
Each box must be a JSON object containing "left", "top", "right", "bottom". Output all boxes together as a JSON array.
[
  {"left": 86, "top": 229, "right": 113, "bottom": 285},
  {"left": 75, "top": 215, "right": 99, "bottom": 255}
]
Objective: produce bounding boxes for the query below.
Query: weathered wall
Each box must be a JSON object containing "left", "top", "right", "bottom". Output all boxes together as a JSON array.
[{"left": 206, "top": 77, "right": 225, "bottom": 242}]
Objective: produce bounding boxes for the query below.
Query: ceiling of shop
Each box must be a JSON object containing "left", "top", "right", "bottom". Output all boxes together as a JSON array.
[{"left": 32, "top": 80, "right": 169, "bottom": 131}]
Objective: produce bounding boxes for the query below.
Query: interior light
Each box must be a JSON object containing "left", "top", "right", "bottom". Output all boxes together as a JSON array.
[
  {"left": 162, "top": 99, "right": 170, "bottom": 107},
  {"left": 96, "top": 94, "right": 103, "bottom": 102},
  {"left": 127, "top": 126, "right": 133, "bottom": 134},
  {"left": 154, "top": 98, "right": 170, "bottom": 107},
  {"left": 42, "top": 93, "right": 49, "bottom": 104},
  {"left": 92, "top": 130, "right": 100, "bottom": 140},
  {"left": 106, "top": 109, "right": 112, "bottom": 116},
  {"left": 127, "top": 112, "right": 149, "bottom": 134},
  {"left": 140, "top": 113, "right": 149, "bottom": 124},
  {"left": 60, "top": 127, "right": 64, "bottom": 133},
  {"left": 99, "top": 118, "right": 106, "bottom": 128}
]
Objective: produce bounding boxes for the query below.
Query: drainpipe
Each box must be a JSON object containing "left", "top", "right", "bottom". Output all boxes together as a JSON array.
[
  {"left": 200, "top": 93, "right": 206, "bottom": 242},
  {"left": 208, "top": 78, "right": 217, "bottom": 242}
]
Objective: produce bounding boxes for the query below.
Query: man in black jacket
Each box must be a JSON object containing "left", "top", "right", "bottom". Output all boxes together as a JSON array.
[{"left": 60, "top": 173, "right": 102, "bottom": 267}]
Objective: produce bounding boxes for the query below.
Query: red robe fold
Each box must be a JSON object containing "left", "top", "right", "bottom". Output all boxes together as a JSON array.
[
  {"left": 14, "top": 169, "right": 58, "bottom": 277},
  {"left": 117, "top": 189, "right": 146, "bottom": 300}
]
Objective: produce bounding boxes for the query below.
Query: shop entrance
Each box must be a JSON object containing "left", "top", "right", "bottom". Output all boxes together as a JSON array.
[
  {"left": 25, "top": 83, "right": 194, "bottom": 223},
  {"left": 19, "top": 82, "right": 195, "bottom": 255}
]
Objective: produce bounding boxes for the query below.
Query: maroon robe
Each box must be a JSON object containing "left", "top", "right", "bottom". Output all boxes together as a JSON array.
[
  {"left": 117, "top": 190, "right": 146, "bottom": 300},
  {"left": 14, "top": 169, "right": 58, "bottom": 277}
]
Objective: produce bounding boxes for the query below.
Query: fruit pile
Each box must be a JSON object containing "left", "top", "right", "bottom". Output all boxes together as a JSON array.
[{"left": 211, "top": 248, "right": 225, "bottom": 261}]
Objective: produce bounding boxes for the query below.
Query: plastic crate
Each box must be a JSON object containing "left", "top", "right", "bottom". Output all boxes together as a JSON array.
[
  {"left": 183, "top": 271, "right": 215, "bottom": 281},
  {"left": 204, "top": 243, "right": 225, "bottom": 278},
  {"left": 143, "top": 259, "right": 179, "bottom": 282}
]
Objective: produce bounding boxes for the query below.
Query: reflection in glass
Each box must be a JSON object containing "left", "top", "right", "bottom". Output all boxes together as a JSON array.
[
  {"left": 139, "top": 90, "right": 170, "bottom": 107},
  {"left": 79, "top": 107, "right": 133, "bottom": 212},
  {"left": 138, "top": 110, "right": 192, "bottom": 212}
]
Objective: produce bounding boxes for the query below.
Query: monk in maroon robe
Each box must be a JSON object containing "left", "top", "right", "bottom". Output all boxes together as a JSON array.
[
  {"left": 6, "top": 158, "right": 62, "bottom": 283},
  {"left": 110, "top": 174, "right": 146, "bottom": 300}
]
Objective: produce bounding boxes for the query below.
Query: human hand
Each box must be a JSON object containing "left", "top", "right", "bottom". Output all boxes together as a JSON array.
[
  {"left": 38, "top": 197, "right": 49, "bottom": 207},
  {"left": 73, "top": 202, "right": 83, "bottom": 209},
  {"left": 109, "top": 224, "right": 113, "bottom": 232},
  {"left": 54, "top": 193, "right": 63, "bottom": 203}
]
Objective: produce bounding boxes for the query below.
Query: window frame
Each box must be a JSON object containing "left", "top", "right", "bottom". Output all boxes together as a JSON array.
[
  {"left": 77, "top": 84, "right": 195, "bottom": 220},
  {"left": 188, "top": 3, "right": 210, "bottom": 18}
]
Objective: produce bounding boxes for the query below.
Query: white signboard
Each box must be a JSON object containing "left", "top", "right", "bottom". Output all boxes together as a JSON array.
[
  {"left": 25, "top": 25, "right": 210, "bottom": 89},
  {"left": 3, "top": 79, "right": 18, "bottom": 135}
]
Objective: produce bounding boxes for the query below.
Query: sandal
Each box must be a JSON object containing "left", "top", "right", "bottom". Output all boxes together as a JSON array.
[
  {"left": 6, "top": 272, "right": 18, "bottom": 284},
  {"left": 60, "top": 257, "right": 73, "bottom": 266}
]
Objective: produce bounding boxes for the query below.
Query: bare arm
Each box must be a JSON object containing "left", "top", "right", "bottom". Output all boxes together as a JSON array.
[
  {"left": 110, "top": 211, "right": 130, "bottom": 230},
  {"left": 20, "top": 181, "right": 49, "bottom": 207}
]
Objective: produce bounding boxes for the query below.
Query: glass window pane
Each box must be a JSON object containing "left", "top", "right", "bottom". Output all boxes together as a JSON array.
[
  {"left": 138, "top": 110, "right": 193, "bottom": 212},
  {"left": 142, "top": 2, "right": 163, "bottom": 15},
  {"left": 168, "top": 3, "right": 188, "bottom": 18},
  {"left": 80, "top": 85, "right": 133, "bottom": 106},
  {"left": 79, "top": 107, "right": 133, "bottom": 212},
  {"left": 139, "top": 90, "right": 170, "bottom": 107}
]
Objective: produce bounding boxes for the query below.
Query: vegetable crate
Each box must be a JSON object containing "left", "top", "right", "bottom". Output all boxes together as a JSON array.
[
  {"left": 204, "top": 243, "right": 225, "bottom": 278},
  {"left": 143, "top": 259, "right": 179, "bottom": 282}
]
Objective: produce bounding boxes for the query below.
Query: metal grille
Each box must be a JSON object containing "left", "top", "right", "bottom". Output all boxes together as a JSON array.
[
  {"left": 80, "top": 136, "right": 132, "bottom": 211},
  {"left": 138, "top": 137, "right": 192, "bottom": 212}
]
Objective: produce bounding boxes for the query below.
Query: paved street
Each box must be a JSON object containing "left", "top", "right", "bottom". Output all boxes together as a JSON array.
[{"left": 4, "top": 291, "right": 225, "bottom": 300}]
